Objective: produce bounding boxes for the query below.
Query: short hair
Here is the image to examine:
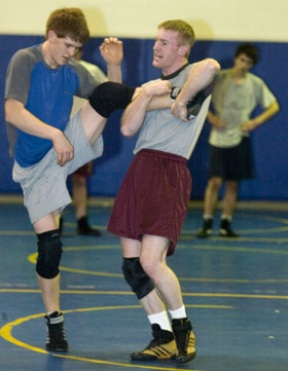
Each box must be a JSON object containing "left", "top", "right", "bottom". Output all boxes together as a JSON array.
[
  {"left": 235, "top": 43, "right": 259, "bottom": 65},
  {"left": 158, "top": 19, "right": 196, "bottom": 55},
  {"left": 46, "top": 8, "right": 90, "bottom": 43}
]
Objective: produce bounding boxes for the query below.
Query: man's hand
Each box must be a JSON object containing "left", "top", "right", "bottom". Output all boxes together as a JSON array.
[
  {"left": 241, "top": 119, "right": 256, "bottom": 133},
  {"left": 100, "top": 37, "right": 123, "bottom": 66},
  {"left": 51, "top": 130, "right": 74, "bottom": 166},
  {"left": 143, "top": 80, "right": 171, "bottom": 97},
  {"left": 171, "top": 101, "right": 189, "bottom": 121},
  {"left": 210, "top": 115, "right": 225, "bottom": 129}
]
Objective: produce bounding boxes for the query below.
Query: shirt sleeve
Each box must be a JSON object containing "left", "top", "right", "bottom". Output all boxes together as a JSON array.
[
  {"left": 254, "top": 76, "right": 278, "bottom": 109},
  {"left": 5, "top": 49, "right": 33, "bottom": 105},
  {"left": 70, "top": 59, "right": 106, "bottom": 99}
]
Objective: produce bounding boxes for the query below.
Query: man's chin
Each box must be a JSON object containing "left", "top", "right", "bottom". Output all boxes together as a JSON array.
[{"left": 152, "top": 60, "right": 160, "bottom": 68}]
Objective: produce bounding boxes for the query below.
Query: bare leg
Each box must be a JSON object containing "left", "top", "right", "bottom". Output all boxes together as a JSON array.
[
  {"left": 203, "top": 177, "right": 223, "bottom": 216},
  {"left": 196, "top": 177, "right": 223, "bottom": 237},
  {"left": 37, "top": 274, "right": 60, "bottom": 312},
  {"left": 222, "top": 180, "right": 238, "bottom": 216},
  {"left": 121, "top": 237, "right": 166, "bottom": 315},
  {"left": 140, "top": 235, "right": 184, "bottom": 311},
  {"left": 72, "top": 172, "right": 88, "bottom": 220},
  {"left": 219, "top": 180, "right": 239, "bottom": 237},
  {"left": 80, "top": 103, "right": 107, "bottom": 145},
  {"left": 123, "top": 235, "right": 195, "bottom": 363}
]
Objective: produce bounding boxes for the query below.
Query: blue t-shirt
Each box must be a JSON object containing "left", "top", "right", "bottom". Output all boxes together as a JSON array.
[{"left": 5, "top": 44, "right": 100, "bottom": 167}]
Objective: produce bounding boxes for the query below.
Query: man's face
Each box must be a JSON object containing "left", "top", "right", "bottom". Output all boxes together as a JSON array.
[
  {"left": 234, "top": 53, "right": 254, "bottom": 74},
  {"left": 152, "top": 28, "right": 183, "bottom": 74},
  {"left": 47, "top": 32, "right": 82, "bottom": 68}
]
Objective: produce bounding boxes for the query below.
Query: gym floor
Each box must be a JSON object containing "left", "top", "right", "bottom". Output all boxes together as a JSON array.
[{"left": 0, "top": 197, "right": 288, "bottom": 371}]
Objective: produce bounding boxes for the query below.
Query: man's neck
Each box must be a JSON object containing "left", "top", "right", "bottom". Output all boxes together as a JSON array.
[
  {"left": 41, "top": 41, "right": 58, "bottom": 69},
  {"left": 161, "top": 61, "right": 189, "bottom": 80},
  {"left": 231, "top": 68, "right": 247, "bottom": 82}
]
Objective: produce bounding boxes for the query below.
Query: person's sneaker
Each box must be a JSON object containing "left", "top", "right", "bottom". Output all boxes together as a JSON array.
[
  {"left": 130, "top": 324, "right": 177, "bottom": 361},
  {"left": 77, "top": 216, "right": 101, "bottom": 236},
  {"left": 196, "top": 218, "right": 213, "bottom": 238},
  {"left": 172, "top": 318, "right": 196, "bottom": 364},
  {"left": 219, "top": 218, "right": 239, "bottom": 238},
  {"left": 219, "top": 227, "right": 239, "bottom": 237},
  {"left": 45, "top": 311, "right": 68, "bottom": 352}
]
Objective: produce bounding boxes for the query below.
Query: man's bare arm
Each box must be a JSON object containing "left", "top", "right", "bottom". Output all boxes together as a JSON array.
[
  {"left": 5, "top": 99, "right": 74, "bottom": 166},
  {"left": 121, "top": 80, "right": 171, "bottom": 137},
  {"left": 241, "top": 101, "right": 280, "bottom": 133},
  {"left": 172, "top": 58, "right": 220, "bottom": 121}
]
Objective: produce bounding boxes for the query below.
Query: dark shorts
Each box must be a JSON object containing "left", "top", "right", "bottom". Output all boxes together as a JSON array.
[
  {"left": 209, "top": 137, "right": 254, "bottom": 181},
  {"left": 107, "top": 149, "right": 192, "bottom": 256},
  {"left": 73, "top": 162, "right": 93, "bottom": 177}
]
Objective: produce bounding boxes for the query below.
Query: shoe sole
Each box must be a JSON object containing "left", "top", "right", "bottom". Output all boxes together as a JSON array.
[
  {"left": 176, "top": 351, "right": 196, "bottom": 364},
  {"left": 46, "top": 344, "right": 69, "bottom": 352},
  {"left": 131, "top": 354, "right": 176, "bottom": 361},
  {"left": 219, "top": 232, "right": 239, "bottom": 238}
]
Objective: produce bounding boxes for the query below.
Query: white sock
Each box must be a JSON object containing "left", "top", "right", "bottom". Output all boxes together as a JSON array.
[
  {"left": 221, "top": 215, "right": 232, "bottom": 221},
  {"left": 148, "top": 311, "right": 172, "bottom": 332},
  {"left": 168, "top": 305, "right": 187, "bottom": 319},
  {"left": 203, "top": 214, "right": 213, "bottom": 220}
]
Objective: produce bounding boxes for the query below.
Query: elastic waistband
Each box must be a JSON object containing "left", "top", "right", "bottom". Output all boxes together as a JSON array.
[{"left": 137, "top": 149, "right": 187, "bottom": 165}]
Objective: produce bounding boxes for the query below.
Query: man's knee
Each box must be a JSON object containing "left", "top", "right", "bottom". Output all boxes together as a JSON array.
[
  {"left": 122, "top": 257, "right": 154, "bottom": 299},
  {"left": 89, "top": 82, "right": 136, "bottom": 118},
  {"left": 36, "top": 230, "right": 63, "bottom": 279}
]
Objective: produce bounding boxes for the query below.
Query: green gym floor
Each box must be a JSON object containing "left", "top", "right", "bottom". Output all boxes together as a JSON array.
[{"left": 1, "top": 197, "right": 288, "bottom": 371}]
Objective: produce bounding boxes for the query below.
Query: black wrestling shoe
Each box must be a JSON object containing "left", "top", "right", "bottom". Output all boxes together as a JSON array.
[
  {"left": 45, "top": 311, "right": 68, "bottom": 352},
  {"left": 77, "top": 216, "right": 101, "bottom": 236},
  {"left": 130, "top": 324, "right": 177, "bottom": 361},
  {"left": 219, "top": 218, "right": 239, "bottom": 238},
  {"left": 196, "top": 218, "right": 213, "bottom": 238},
  {"left": 172, "top": 318, "right": 196, "bottom": 364}
]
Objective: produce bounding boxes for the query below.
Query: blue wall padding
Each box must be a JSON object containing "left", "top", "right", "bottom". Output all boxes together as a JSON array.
[{"left": 0, "top": 35, "right": 287, "bottom": 200}]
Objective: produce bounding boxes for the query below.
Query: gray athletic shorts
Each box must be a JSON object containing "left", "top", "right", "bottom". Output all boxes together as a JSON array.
[{"left": 12, "top": 111, "right": 103, "bottom": 224}]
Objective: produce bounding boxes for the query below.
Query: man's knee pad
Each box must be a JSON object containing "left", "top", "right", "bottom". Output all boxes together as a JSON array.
[
  {"left": 89, "top": 82, "right": 136, "bottom": 118},
  {"left": 122, "top": 257, "right": 154, "bottom": 299},
  {"left": 36, "top": 230, "right": 63, "bottom": 279}
]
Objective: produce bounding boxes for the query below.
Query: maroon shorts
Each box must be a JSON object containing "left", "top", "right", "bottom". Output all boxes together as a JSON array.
[
  {"left": 73, "top": 162, "right": 93, "bottom": 177},
  {"left": 107, "top": 149, "right": 192, "bottom": 255}
]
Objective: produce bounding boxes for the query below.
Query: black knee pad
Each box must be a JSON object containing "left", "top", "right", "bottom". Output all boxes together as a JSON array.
[
  {"left": 122, "top": 257, "right": 154, "bottom": 299},
  {"left": 89, "top": 81, "right": 136, "bottom": 118},
  {"left": 36, "top": 230, "right": 63, "bottom": 279}
]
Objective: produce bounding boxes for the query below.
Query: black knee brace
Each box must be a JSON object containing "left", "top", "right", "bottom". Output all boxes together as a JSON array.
[
  {"left": 36, "top": 230, "right": 63, "bottom": 279},
  {"left": 89, "top": 82, "right": 136, "bottom": 118},
  {"left": 122, "top": 257, "right": 154, "bottom": 299}
]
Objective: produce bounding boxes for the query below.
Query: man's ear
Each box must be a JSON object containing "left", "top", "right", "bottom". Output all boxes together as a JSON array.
[
  {"left": 179, "top": 44, "right": 189, "bottom": 57},
  {"left": 47, "top": 30, "right": 57, "bottom": 41}
]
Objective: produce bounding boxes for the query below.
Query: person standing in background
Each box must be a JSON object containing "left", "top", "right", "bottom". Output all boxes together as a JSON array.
[{"left": 196, "top": 43, "right": 279, "bottom": 238}]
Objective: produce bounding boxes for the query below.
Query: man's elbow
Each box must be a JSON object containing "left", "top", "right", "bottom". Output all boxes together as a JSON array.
[
  {"left": 274, "top": 101, "right": 280, "bottom": 114},
  {"left": 5, "top": 99, "right": 21, "bottom": 124},
  {"left": 4, "top": 101, "right": 13, "bottom": 123},
  {"left": 204, "top": 58, "right": 221, "bottom": 75},
  {"left": 120, "top": 123, "right": 135, "bottom": 137}
]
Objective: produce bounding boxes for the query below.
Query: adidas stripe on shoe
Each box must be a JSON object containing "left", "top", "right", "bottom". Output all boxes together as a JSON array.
[{"left": 130, "top": 324, "right": 177, "bottom": 361}]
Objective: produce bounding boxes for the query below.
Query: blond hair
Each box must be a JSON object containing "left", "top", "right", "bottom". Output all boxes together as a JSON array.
[{"left": 158, "top": 20, "right": 195, "bottom": 58}]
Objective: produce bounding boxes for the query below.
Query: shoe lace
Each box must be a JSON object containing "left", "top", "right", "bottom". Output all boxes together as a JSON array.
[{"left": 47, "top": 322, "right": 67, "bottom": 344}]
